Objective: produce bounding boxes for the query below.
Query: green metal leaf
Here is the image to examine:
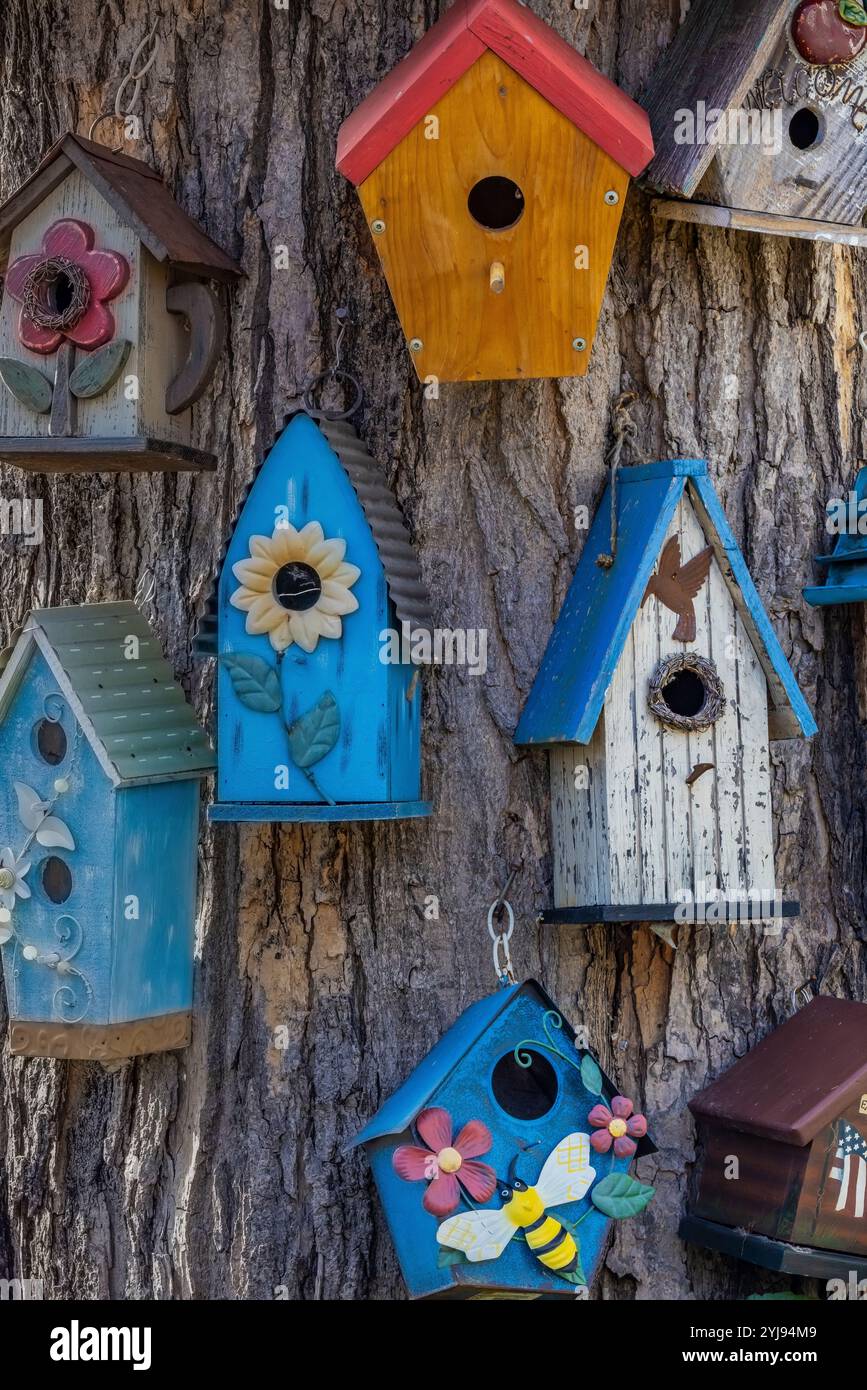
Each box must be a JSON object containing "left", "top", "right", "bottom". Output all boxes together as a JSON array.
[
  {"left": 590, "top": 1172, "right": 655, "bottom": 1219},
  {"left": 437, "top": 1247, "right": 468, "bottom": 1268},
  {"left": 220, "top": 652, "right": 282, "bottom": 713},
  {"left": 580, "top": 1053, "right": 604, "bottom": 1096},
  {"left": 840, "top": 0, "right": 867, "bottom": 26},
  {"left": 0, "top": 358, "right": 52, "bottom": 414},
  {"left": 69, "top": 339, "right": 132, "bottom": 399},
  {"left": 287, "top": 692, "right": 340, "bottom": 769}
]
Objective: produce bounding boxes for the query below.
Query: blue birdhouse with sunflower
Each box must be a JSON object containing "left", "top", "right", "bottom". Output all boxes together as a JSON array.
[
  {"left": 349, "top": 979, "right": 656, "bottom": 1300},
  {"left": 0, "top": 602, "right": 213, "bottom": 1060},
  {"left": 195, "top": 410, "right": 432, "bottom": 822}
]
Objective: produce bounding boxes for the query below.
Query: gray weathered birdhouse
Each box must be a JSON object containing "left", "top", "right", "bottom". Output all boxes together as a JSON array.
[
  {"left": 514, "top": 459, "right": 817, "bottom": 932},
  {"left": 644, "top": 0, "right": 867, "bottom": 245},
  {"left": 0, "top": 132, "right": 241, "bottom": 473}
]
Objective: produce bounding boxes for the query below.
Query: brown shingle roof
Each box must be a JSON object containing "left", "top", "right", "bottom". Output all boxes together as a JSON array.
[
  {"left": 688, "top": 997, "right": 867, "bottom": 1148},
  {"left": 0, "top": 132, "right": 241, "bottom": 280}
]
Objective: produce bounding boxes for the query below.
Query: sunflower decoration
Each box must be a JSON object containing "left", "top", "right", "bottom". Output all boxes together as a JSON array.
[{"left": 230, "top": 521, "right": 361, "bottom": 654}]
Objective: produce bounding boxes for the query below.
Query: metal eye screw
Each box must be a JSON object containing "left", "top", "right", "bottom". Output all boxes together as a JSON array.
[
  {"left": 604, "top": 190, "right": 620, "bottom": 205},
  {"left": 409, "top": 338, "right": 424, "bottom": 353},
  {"left": 572, "top": 337, "right": 587, "bottom": 351},
  {"left": 371, "top": 219, "right": 386, "bottom": 234}
]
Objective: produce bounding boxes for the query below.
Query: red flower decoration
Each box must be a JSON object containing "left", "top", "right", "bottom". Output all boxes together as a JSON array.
[
  {"left": 393, "top": 1107, "right": 497, "bottom": 1217},
  {"left": 588, "top": 1095, "right": 648, "bottom": 1158},
  {"left": 4, "top": 218, "right": 129, "bottom": 354}
]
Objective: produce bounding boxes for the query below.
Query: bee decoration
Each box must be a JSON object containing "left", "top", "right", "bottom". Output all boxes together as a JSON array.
[{"left": 436, "top": 1133, "right": 596, "bottom": 1285}]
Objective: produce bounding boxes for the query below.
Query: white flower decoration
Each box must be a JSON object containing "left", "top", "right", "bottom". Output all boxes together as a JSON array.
[
  {"left": 0, "top": 906, "right": 12, "bottom": 946},
  {"left": 0, "top": 846, "right": 31, "bottom": 911},
  {"left": 230, "top": 521, "right": 361, "bottom": 654}
]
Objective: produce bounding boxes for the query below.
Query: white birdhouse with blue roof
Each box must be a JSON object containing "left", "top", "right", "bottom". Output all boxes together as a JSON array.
[
  {"left": 514, "top": 460, "right": 817, "bottom": 932},
  {"left": 0, "top": 602, "right": 213, "bottom": 1060}
]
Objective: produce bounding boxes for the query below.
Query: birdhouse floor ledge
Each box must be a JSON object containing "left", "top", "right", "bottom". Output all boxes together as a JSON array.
[
  {"left": 679, "top": 1216, "right": 867, "bottom": 1282},
  {"left": 541, "top": 901, "right": 800, "bottom": 926},
  {"left": 0, "top": 436, "right": 217, "bottom": 473},
  {"left": 208, "top": 800, "right": 432, "bottom": 823},
  {"left": 9, "top": 1011, "right": 192, "bottom": 1060}
]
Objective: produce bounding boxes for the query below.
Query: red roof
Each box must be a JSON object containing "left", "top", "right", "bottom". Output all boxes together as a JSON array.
[{"left": 337, "top": 0, "right": 654, "bottom": 185}]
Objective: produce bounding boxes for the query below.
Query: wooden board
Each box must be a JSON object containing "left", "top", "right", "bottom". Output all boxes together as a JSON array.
[
  {"left": 641, "top": 0, "right": 788, "bottom": 198},
  {"left": 356, "top": 49, "right": 629, "bottom": 382},
  {"left": 0, "top": 436, "right": 216, "bottom": 472},
  {"left": 654, "top": 197, "right": 867, "bottom": 247}
]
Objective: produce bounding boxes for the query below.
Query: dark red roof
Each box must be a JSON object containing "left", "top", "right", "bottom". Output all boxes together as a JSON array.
[
  {"left": 689, "top": 997, "right": 867, "bottom": 1148},
  {"left": 0, "top": 133, "right": 241, "bottom": 281},
  {"left": 337, "top": 0, "right": 654, "bottom": 185}
]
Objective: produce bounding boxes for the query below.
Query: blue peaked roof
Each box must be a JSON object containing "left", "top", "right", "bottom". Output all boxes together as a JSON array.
[
  {"left": 350, "top": 981, "right": 565, "bottom": 1148},
  {"left": 514, "top": 459, "right": 817, "bottom": 746}
]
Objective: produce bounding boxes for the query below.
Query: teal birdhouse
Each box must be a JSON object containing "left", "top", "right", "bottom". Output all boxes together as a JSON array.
[
  {"left": 350, "top": 980, "right": 656, "bottom": 1300},
  {"left": 803, "top": 467, "right": 867, "bottom": 606},
  {"left": 0, "top": 603, "right": 213, "bottom": 1060},
  {"left": 196, "top": 411, "right": 432, "bottom": 822}
]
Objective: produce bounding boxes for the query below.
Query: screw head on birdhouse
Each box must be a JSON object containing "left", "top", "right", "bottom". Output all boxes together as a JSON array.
[
  {"left": 350, "top": 979, "right": 656, "bottom": 1300},
  {"left": 336, "top": 0, "right": 654, "bottom": 382},
  {"left": 0, "top": 603, "right": 214, "bottom": 1060},
  {"left": 681, "top": 996, "right": 867, "bottom": 1280},
  {"left": 0, "top": 132, "right": 242, "bottom": 474},
  {"left": 644, "top": 0, "right": 867, "bottom": 245},
  {"left": 195, "top": 411, "right": 433, "bottom": 823},
  {"left": 514, "top": 459, "right": 817, "bottom": 931}
]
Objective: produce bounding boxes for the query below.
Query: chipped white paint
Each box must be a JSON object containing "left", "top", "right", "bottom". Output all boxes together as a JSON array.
[{"left": 549, "top": 492, "right": 778, "bottom": 915}]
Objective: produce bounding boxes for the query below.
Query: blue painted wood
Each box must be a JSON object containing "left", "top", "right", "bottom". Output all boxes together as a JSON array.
[
  {"left": 0, "top": 637, "right": 203, "bottom": 1040},
  {"left": 515, "top": 458, "right": 817, "bottom": 745},
  {"left": 111, "top": 780, "right": 200, "bottom": 1021},
  {"left": 209, "top": 799, "right": 431, "bottom": 822},
  {"left": 213, "top": 413, "right": 425, "bottom": 818},
  {"left": 352, "top": 980, "right": 656, "bottom": 1299},
  {"left": 0, "top": 646, "right": 115, "bottom": 1026},
  {"left": 803, "top": 466, "right": 867, "bottom": 607}
]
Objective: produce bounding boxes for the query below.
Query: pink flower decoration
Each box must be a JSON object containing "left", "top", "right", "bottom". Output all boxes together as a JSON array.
[
  {"left": 393, "top": 1106, "right": 497, "bottom": 1217},
  {"left": 588, "top": 1095, "right": 648, "bottom": 1158},
  {"left": 4, "top": 218, "right": 129, "bottom": 354}
]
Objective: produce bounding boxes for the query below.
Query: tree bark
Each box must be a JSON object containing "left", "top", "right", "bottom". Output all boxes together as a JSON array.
[{"left": 0, "top": 0, "right": 865, "bottom": 1301}]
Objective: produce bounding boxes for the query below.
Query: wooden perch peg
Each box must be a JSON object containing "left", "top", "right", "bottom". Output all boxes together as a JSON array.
[{"left": 489, "top": 261, "right": 505, "bottom": 294}]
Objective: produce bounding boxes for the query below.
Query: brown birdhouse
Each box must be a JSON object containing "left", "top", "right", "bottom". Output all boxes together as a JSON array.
[
  {"left": 681, "top": 996, "right": 867, "bottom": 1281},
  {"left": 644, "top": 0, "right": 867, "bottom": 245},
  {"left": 336, "top": 0, "right": 654, "bottom": 382},
  {"left": 0, "top": 132, "right": 241, "bottom": 473}
]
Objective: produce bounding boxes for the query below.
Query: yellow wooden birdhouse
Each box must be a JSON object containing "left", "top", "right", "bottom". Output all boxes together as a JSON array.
[{"left": 336, "top": 0, "right": 654, "bottom": 383}]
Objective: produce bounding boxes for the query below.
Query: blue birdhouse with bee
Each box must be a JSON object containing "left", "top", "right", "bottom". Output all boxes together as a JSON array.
[
  {"left": 195, "top": 410, "right": 432, "bottom": 822},
  {"left": 0, "top": 602, "right": 214, "bottom": 1060},
  {"left": 349, "top": 979, "right": 656, "bottom": 1300}
]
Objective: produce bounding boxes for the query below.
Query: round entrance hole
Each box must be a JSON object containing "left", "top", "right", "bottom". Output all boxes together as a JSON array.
[
  {"left": 34, "top": 717, "right": 67, "bottom": 765},
  {"left": 789, "top": 107, "right": 821, "bottom": 151},
  {"left": 661, "top": 669, "right": 706, "bottom": 719},
  {"left": 273, "top": 562, "right": 322, "bottom": 612},
  {"left": 491, "top": 1047, "right": 559, "bottom": 1120},
  {"left": 42, "top": 856, "right": 72, "bottom": 905},
  {"left": 467, "top": 176, "right": 525, "bottom": 230}
]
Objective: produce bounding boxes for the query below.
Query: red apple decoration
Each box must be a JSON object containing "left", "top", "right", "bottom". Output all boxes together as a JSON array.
[{"left": 792, "top": 0, "right": 867, "bottom": 64}]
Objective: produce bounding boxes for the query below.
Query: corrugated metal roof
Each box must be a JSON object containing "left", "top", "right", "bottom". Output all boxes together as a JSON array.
[
  {"left": 25, "top": 602, "right": 214, "bottom": 786},
  {"left": 194, "top": 411, "right": 433, "bottom": 656}
]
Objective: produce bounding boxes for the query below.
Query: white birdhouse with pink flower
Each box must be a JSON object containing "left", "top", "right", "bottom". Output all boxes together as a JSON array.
[{"left": 0, "top": 132, "right": 240, "bottom": 473}]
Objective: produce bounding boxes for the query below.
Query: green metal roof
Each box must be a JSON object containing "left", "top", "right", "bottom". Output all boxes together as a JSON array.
[{"left": 21, "top": 602, "right": 214, "bottom": 786}]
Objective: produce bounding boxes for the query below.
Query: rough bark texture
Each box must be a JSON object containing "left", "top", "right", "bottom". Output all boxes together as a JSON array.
[{"left": 0, "top": 0, "right": 865, "bottom": 1301}]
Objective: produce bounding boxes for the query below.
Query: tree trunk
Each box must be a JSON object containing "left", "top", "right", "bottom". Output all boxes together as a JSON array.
[{"left": 0, "top": 0, "right": 865, "bottom": 1302}]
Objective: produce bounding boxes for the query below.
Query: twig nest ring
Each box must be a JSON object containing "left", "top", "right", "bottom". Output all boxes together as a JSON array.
[
  {"left": 22, "top": 256, "right": 90, "bottom": 332},
  {"left": 648, "top": 652, "right": 725, "bottom": 732}
]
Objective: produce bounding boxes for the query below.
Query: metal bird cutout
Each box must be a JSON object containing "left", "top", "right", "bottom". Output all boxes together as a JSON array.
[{"left": 642, "top": 536, "right": 713, "bottom": 642}]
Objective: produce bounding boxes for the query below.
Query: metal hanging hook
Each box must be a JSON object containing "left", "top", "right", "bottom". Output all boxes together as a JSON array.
[
  {"left": 303, "top": 306, "right": 364, "bottom": 421},
  {"left": 487, "top": 898, "right": 516, "bottom": 986},
  {"left": 89, "top": 20, "right": 160, "bottom": 147}
]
